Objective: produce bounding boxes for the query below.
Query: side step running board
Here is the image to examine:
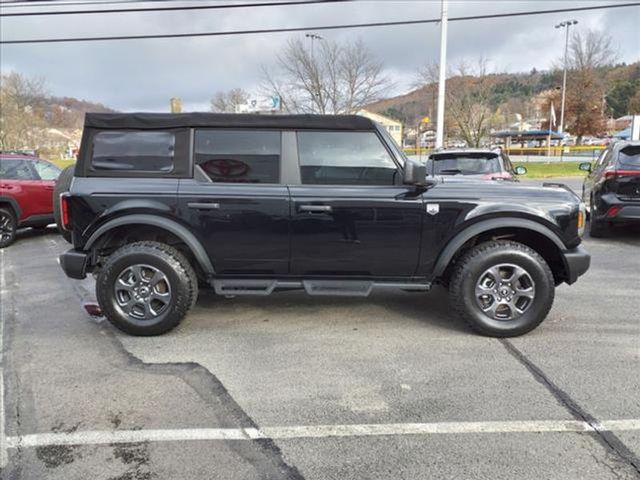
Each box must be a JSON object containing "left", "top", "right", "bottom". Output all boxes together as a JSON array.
[
  {"left": 212, "top": 279, "right": 431, "bottom": 297},
  {"left": 213, "top": 279, "right": 277, "bottom": 296},
  {"left": 303, "top": 280, "right": 373, "bottom": 297}
]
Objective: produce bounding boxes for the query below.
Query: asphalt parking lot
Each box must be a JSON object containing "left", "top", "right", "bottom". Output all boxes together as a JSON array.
[{"left": 1, "top": 203, "right": 639, "bottom": 479}]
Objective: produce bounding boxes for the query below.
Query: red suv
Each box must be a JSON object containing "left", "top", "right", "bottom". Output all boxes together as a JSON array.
[{"left": 0, "top": 154, "right": 61, "bottom": 247}]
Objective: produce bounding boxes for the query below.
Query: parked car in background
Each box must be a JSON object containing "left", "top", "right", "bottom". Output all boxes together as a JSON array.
[
  {"left": 426, "top": 149, "right": 525, "bottom": 181},
  {"left": 580, "top": 140, "right": 640, "bottom": 237},
  {"left": 0, "top": 154, "right": 61, "bottom": 247}
]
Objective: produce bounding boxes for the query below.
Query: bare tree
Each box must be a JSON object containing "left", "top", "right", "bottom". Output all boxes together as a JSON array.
[
  {"left": 415, "top": 59, "right": 496, "bottom": 147},
  {"left": 262, "top": 37, "right": 391, "bottom": 114},
  {"left": 0, "top": 72, "right": 48, "bottom": 151},
  {"left": 568, "top": 29, "right": 617, "bottom": 70},
  {"left": 210, "top": 88, "right": 249, "bottom": 113}
]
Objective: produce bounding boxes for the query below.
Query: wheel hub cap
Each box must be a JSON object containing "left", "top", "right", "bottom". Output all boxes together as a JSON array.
[
  {"left": 114, "top": 264, "right": 172, "bottom": 321},
  {"left": 474, "top": 263, "right": 536, "bottom": 321}
]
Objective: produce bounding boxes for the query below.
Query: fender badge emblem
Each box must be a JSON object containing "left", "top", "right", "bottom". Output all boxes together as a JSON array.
[{"left": 426, "top": 203, "right": 440, "bottom": 215}]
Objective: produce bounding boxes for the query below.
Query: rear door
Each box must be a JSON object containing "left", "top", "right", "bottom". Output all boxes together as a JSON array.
[
  {"left": 30, "top": 159, "right": 61, "bottom": 214},
  {"left": 583, "top": 148, "right": 611, "bottom": 204},
  {"left": 177, "top": 129, "right": 290, "bottom": 275},
  {"left": 289, "top": 130, "right": 423, "bottom": 278}
]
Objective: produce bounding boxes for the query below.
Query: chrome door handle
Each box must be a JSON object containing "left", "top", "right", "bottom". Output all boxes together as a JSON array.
[
  {"left": 299, "top": 205, "right": 332, "bottom": 213},
  {"left": 188, "top": 202, "right": 220, "bottom": 210}
]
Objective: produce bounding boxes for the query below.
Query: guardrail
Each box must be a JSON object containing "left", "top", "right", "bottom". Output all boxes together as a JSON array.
[{"left": 401, "top": 145, "right": 605, "bottom": 161}]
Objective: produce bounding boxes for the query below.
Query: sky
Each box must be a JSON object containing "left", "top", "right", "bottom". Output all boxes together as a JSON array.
[{"left": 1, "top": 0, "right": 639, "bottom": 112}]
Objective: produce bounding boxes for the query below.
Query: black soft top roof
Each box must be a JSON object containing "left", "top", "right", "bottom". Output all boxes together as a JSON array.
[{"left": 84, "top": 112, "right": 376, "bottom": 130}]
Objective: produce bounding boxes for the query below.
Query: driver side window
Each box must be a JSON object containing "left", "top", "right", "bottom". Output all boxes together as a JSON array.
[{"left": 297, "top": 131, "right": 398, "bottom": 186}]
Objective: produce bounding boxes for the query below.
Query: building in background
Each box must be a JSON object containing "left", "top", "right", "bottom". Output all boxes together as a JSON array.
[
  {"left": 357, "top": 110, "right": 403, "bottom": 146},
  {"left": 170, "top": 97, "right": 183, "bottom": 113},
  {"left": 235, "top": 95, "right": 281, "bottom": 114}
]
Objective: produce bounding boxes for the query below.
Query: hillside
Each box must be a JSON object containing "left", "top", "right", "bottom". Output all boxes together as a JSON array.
[
  {"left": 45, "top": 96, "right": 117, "bottom": 130},
  {"left": 366, "top": 62, "right": 640, "bottom": 130}
]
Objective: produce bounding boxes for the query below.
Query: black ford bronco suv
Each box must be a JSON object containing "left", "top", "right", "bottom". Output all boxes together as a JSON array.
[{"left": 58, "top": 113, "right": 590, "bottom": 337}]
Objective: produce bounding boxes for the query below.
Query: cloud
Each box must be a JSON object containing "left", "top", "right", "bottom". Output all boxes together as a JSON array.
[{"left": 1, "top": 0, "right": 638, "bottom": 111}]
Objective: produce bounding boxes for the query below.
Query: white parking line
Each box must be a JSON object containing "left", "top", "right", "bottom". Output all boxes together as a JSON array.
[
  {"left": 5, "top": 419, "right": 640, "bottom": 449},
  {"left": 0, "top": 248, "right": 7, "bottom": 468}
]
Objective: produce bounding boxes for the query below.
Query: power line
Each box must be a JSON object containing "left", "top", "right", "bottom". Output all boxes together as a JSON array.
[
  {"left": 1, "top": 2, "right": 639, "bottom": 45},
  {"left": 0, "top": 0, "right": 352, "bottom": 16},
  {"left": 0, "top": 0, "right": 184, "bottom": 7}
]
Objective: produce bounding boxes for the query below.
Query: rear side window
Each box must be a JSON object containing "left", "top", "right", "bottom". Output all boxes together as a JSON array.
[
  {"left": 91, "top": 131, "right": 175, "bottom": 172},
  {"left": 427, "top": 153, "right": 500, "bottom": 175},
  {"left": 0, "top": 158, "right": 36, "bottom": 180},
  {"left": 194, "top": 130, "right": 280, "bottom": 183},
  {"left": 618, "top": 145, "right": 640, "bottom": 169},
  {"left": 33, "top": 160, "right": 61, "bottom": 180},
  {"left": 297, "top": 131, "right": 398, "bottom": 185}
]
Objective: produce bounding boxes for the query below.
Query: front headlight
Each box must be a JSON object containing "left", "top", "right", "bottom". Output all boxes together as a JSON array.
[{"left": 577, "top": 202, "right": 586, "bottom": 237}]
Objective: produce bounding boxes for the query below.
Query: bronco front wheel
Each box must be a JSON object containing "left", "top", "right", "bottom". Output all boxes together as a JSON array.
[
  {"left": 449, "top": 240, "right": 555, "bottom": 337},
  {"left": 96, "top": 241, "right": 198, "bottom": 336}
]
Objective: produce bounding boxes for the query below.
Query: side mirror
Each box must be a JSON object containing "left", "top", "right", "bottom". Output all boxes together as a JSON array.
[
  {"left": 403, "top": 159, "right": 427, "bottom": 186},
  {"left": 579, "top": 162, "right": 592, "bottom": 172},
  {"left": 514, "top": 165, "right": 528, "bottom": 175}
]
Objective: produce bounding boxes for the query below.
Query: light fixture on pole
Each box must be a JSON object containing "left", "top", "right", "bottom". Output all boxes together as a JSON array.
[
  {"left": 555, "top": 19, "right": 578, "bottom": 134},
  {"left": 435, "top": 0, "right": 448, "bottom": 149},
  {"left": 305, "top": 33, "right": 323, "bottom": 60}
]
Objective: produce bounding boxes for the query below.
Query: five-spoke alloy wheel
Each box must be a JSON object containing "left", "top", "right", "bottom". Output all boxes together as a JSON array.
[{"left": 449, "top": 240, "right": 554, "bottom": 337}]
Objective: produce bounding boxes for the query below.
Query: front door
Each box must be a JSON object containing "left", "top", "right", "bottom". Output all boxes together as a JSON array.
[
  {"left": 178, "top": 129, "right": 290, "bottom": 275},
  {"left": 289, "top": 130, "right": 423, "bottom": 278}
]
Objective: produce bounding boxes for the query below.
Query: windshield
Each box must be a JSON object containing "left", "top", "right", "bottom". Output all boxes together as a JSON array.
[
  {"left": 375, "top": 123, "right": 406, "bottom": 168},
  {"left": 427, "top": 153, "right": 501, "bottom": 175},
  {"left": 618, "top": 145, "right": 640, "bottom": 169}
]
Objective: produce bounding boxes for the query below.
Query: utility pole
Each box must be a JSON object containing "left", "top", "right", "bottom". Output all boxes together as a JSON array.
[
  {"left": 435, "top": 0, "right": 448, "bottom": 149},
  {"left": 555, "top": 19, "right": 578, "bottom": 134}
]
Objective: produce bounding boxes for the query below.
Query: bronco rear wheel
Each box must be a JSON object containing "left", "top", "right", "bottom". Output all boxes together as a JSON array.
[
  {"left": 449, "top": 240, "right": 554, "bottom": 337},
  {"left": 96, "top": 241, "right": 198, "bottom": 336}
]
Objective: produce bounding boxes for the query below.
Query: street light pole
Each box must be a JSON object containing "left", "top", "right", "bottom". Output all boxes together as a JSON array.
[
  {"left": 305, "top": 33, "right": 323, "bottom": 61},
  {"left": 435, "top": 0, "right": 448, "bottom": 149},
  {"left": 555, "top": 19, "right": 578, "bottom": 134}
]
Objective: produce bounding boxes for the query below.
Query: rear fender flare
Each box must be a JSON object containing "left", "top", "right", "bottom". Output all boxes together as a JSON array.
[
  {"left": 433, "top": 218, "right": 566, "bottom": 277},
  {"left": 84, "top": 214, "right": 214, "bottom": 275}
]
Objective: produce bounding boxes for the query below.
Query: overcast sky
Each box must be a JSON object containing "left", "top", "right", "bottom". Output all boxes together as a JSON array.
[{"left": 1, "top": 0, "right": 639, "bottom": 112}]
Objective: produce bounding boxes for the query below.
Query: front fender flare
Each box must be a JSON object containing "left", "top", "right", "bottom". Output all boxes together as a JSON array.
[
  {"left": 84, "top": 214, "right": 214, "bottom": 275},
  {"left": 432, "top": 217, "right": 566, "bottom": 277}
]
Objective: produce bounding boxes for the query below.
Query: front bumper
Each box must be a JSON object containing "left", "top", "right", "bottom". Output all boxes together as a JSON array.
[
  {"left": 562, "top": 245, "right": 590, "bottom": 284},
  {"left": 59, "top": 249, "right": 89, "bottom": 280}
]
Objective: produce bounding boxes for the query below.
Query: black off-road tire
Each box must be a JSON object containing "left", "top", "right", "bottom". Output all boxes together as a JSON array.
[
  {"left": 449, "top": 240, "right": 555, "bottom": 337},
  {"left": 0, "top": 207, "right": 17, "bottom": 248},
  {"left": 96, "top": 241, "right": 198, "bottom": 336},
  {"left": 53, "top": 165, "right": 74, "bottom": 243}
]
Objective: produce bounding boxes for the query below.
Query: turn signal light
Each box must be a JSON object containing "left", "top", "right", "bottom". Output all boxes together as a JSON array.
[
  {"left": 60, "top": 193, "right": 71, "bottom": 230},
  {"left": 577, "top": 203, "right": 586, "bottom": 237}
]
